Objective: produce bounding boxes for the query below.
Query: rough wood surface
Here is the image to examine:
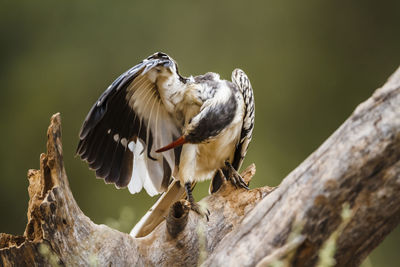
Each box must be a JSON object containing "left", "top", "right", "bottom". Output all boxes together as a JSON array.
[{"left": 1, "top": 67, "right": 400, "bottom": 266}]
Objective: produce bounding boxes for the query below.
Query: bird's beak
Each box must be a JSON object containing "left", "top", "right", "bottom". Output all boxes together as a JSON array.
[{"left": 156, "top": 136, "right": 187, "bottom": 153}]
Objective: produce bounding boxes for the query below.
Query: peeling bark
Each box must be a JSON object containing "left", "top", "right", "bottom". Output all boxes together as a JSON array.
[{"left": 1, "top": 67, "right": 400, "bottom": 267}]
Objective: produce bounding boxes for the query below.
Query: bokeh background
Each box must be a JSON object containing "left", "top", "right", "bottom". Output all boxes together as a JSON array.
[{"left": 1, "top": 1, "right": 399, "bottom": 265}]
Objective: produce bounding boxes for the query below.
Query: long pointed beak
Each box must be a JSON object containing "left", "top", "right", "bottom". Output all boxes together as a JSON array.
[{"left": 156, "top": 136, "right": 187, "bottom": 153}]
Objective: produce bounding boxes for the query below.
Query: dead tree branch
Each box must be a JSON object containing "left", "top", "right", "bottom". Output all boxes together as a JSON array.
[{"left": 1, "top": 67, "right": 400, "bottom": 266}]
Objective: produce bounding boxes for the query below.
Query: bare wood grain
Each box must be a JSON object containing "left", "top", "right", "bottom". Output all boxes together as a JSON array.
[{"left": 1, "top": 66, "right": 400, "bottom": 266}]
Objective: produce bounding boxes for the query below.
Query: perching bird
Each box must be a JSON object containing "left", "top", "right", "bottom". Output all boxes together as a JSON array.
[{"left": 76, "top": 52, "right": 255, "bottom": 228}]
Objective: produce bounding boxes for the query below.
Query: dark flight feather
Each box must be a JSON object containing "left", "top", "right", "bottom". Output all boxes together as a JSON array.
[{"left": 77, "top": 53, "right": 183, "bottom": 193}]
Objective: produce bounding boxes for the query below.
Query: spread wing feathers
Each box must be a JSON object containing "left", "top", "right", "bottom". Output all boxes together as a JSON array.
[
  {"left": 231, "top": 68, "right": 255, "bottom": 171},
  {"left": 77, "top": 53, "right": 182, "bottom": 196}
]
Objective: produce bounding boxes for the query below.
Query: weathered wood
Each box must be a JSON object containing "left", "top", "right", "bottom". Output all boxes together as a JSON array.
[
  {"left": 203, "top": 67, "right": 400, "bottom": 266},
  {"left": 1, "top": 66, "right": 400, "bottom": 266}
]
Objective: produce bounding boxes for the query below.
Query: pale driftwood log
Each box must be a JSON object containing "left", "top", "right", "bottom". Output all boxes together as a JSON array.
[{"left": 1, "top": 67, "right": 400, "bottom": 266}]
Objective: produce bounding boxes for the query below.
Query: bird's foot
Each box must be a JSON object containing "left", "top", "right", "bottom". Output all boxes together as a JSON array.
[
  {"left": 184, "top": 182, "right": 210, "bottom": 221},
  {"left": 189, "top": 200, "right": 210, "bottom": 221},
  {"left": 225, "top": 161, "right": 250, "bottom": 190}
]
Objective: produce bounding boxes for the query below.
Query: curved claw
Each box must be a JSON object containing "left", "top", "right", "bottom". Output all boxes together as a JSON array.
[
  {"left": 184, "top": 181, "right": 210, "bottom": 221},
  {"left": 189, "top": 201, "right": 210, "bottom": 221},
  {"left": 225, "top": 161, "right": 250, "bottom": 190}
]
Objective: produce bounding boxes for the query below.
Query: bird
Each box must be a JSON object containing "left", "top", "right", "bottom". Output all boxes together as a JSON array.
[{"left": 76, "top": 52, "right": 255, "bottom": 229}]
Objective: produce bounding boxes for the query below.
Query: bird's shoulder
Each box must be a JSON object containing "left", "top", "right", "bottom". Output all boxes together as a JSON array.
[{"left": 191, "top": 72, "right": 240, "bottom": 103}]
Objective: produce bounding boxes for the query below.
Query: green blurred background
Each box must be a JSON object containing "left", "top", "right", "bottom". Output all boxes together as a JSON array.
[{"left": 0, "top": 0, "right": 399, "bottom": 265}]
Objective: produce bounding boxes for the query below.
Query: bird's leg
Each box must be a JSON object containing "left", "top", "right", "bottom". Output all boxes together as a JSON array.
[
  {"left": 184, "top": 182, "right": 210, "bottom": 221},
  {"left": 225, "top": 161, "right": 250, "bottom": 190}
]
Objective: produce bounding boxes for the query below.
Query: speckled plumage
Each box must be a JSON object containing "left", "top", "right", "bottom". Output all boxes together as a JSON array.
[{"left": 77, "top": 52, "right": 255, "bottom": 198}]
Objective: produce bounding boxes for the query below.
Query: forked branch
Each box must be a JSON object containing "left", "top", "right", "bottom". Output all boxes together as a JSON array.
[{"left": 1, "top": 67, "right": 400, "bottom": 266}]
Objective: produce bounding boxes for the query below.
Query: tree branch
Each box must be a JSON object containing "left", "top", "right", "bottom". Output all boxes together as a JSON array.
[{"left": 1, "top": 67, "right": 400, "bottom": 266}]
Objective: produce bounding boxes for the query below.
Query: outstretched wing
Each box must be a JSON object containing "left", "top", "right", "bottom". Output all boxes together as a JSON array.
[
  {"left": 76, "top": 52, "right": 185, "bottom": 196},
  {"left": 231, "top": 68, "right": 255, "bottom": 171}
]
